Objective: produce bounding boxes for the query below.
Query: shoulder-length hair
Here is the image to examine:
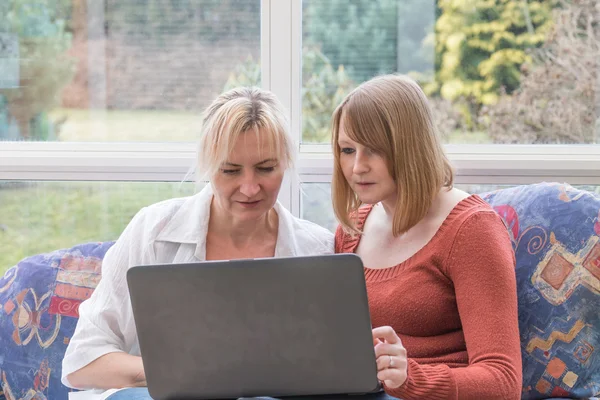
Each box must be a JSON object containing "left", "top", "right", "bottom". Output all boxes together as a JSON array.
[
  {"left": 331, "top": 74, "right": 454, "bottom": 237},
  {"left": 197, "top": 87, "right": 294, "bottom": 180}
]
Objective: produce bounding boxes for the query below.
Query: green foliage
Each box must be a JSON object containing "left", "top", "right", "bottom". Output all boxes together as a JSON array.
[
  {"left": 304, "top": 0, "right": 434, "bottom": 82},
  {"left": 224, "top": 47, "right": 355, "bottom": 144},
  {"left": 223, "top": 56, "right": 261, "bottom": 89},
  {"left": 434, "top": 0, "right": 554, "bottom": 108},
  {"left": 301, "top": 47, "right": 355, "bottom": 143},
  {"left": 0, "top": 0, "right": 71, "bottom": 37},
  {"left": 484, "top": 0, "right": 599, "bottom": 144},
  {"left": 0, "top": 0, "right": 75, "bottom": 140}
]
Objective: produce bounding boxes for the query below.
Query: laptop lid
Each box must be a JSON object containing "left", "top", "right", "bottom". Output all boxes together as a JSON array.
[{"left": 127, "top": 253, "right": 380, "bottom": 400}]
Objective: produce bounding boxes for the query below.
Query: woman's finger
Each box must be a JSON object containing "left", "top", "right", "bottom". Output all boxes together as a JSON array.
[
  {"left": 372, "top": 326, "right": 401, "bottom": 344},
  {"left": 377, "top": 368, "right": 407, "bottom": 389},
  {"left": 374, "top": 342, "right": 402, "bottom": 358},
  {"left": 376, "top": 354, "right": 407, "bottom": 370},
  {"left": 375, "top": 354, "right": 394, "bottom": 370}
]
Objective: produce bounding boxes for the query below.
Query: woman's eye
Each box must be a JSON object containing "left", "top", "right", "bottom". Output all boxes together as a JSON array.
[
  {"left": 340, "top": 148, "right": 355, "bottom": 155},
  {"left": 258, "top": 167, "right": 275, "bottom": 173},
  {"left": 221, "top": 169, "right": 240, "bottom": 175}
]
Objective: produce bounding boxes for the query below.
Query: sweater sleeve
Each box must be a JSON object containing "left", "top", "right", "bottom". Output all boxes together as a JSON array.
[{"left": 385, "top": 211, "right": 522, "bottom": 400}]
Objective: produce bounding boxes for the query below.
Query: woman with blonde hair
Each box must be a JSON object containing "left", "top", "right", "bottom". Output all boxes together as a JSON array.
[
  {"left": 333, "top": 74, "right": 522, "bottom": 399},
  {"left": 61, "top": 87, "right": 334, "bottom": 399}
]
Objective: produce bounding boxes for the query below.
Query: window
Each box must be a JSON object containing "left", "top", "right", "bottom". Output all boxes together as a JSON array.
[
  {"left": 301, "top": 182, "right": 335, "bottom": 232},
  {"left": 2, "top": 0, "right": 600, "bottom": 275},
  {"left": 301, "top": 0, "right": 434, "bottom": 144},
  {"left": 0, "top": 0, "right": 260, "bottom": 142},
  {"left": 300, "top": 0, "right": 599, "bottom": 146},
  {"left": 0, "top": 181, "right": 197, "bottom": 273}
]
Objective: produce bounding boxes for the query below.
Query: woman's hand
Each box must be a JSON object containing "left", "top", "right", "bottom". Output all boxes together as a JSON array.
[{"left": 372, "top": 326, "right": 408, "bottom": 389}]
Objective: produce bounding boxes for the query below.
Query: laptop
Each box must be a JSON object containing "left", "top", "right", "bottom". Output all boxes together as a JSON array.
[{"left": 127, "top": 254, "right": 381, "bottom": 400}]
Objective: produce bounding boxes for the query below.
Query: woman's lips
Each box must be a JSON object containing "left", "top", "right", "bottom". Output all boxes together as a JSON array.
[{"left": 237, "top": 200, "right": 262, "bottom": 208}]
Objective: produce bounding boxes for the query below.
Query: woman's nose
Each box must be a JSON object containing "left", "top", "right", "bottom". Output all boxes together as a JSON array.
[
  {"left": 353, "top": 151, "right": 370, "bottom": 174},
  {"left": 239, "top": 175, "right": 261, "bottom": 197}
]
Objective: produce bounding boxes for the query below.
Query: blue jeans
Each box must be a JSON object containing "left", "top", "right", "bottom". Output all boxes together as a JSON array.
[
  {"left": 106, "top": 387, "right": 398, "bottom": 400},
  {"left": 106, "top": 388, "right": 152, "bottom": 400}
]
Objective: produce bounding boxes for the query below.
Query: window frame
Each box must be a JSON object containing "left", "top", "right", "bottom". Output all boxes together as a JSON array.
[{"left": 2, "top": 0, "right": 600, "bottom": 219}]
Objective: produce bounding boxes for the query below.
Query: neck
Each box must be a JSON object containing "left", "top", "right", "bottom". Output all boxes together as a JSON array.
[
  {"left": 379, "top": 197, "right": 397, "bottom": 221},
  {"left": 379, "top": 189, "right": 445, "bottom": 226},
  {"left": 209, "top": 199, "right": 277, "bottom": 248}
]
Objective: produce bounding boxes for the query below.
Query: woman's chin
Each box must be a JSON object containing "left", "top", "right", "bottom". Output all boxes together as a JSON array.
[{"left": 356, "top": 195, "right": 381, "bottom": 205}]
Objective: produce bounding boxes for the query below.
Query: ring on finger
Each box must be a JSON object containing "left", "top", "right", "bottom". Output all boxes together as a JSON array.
[{"left": 389, "top": 355, "right": 394, "bottom": 368}]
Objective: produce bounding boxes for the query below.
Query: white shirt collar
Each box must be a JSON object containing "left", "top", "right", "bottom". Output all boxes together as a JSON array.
[{"left": 154, "top": 184, "right": 298, "bottom": 260}]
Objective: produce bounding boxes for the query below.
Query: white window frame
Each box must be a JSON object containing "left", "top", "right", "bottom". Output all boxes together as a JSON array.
[{"left": 2, "top": 0, "right": 600, "bottom": 219}]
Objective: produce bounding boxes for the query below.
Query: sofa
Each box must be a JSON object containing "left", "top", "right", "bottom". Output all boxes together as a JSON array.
[{"left": 0, "top": 182, "right": 598, "bottom": 400}]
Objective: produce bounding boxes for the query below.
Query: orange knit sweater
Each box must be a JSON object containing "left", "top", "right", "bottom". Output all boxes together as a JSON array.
[{"left": 335, "top": 196, "right": 522, "bottom": 400}]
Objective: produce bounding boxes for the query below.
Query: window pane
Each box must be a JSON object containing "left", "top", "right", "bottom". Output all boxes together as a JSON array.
[
  {"left": 301, "top": 0, "right": 598, "bottom": 145},
  {"left": 455, "top": 184, "right": 513, "bottom": 195},
  {"left": 0, "top": 1, "right": 260, "bottom": 142},
  {"left": 301, "top": 183, "right": 336, "bottom": 233},
  {"left": 0, "top": 181, "right": 197, "bottom": 274}
]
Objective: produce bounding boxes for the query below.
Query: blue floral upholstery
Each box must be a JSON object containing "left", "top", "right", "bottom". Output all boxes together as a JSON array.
[
  {"left": 482, "top": 183, "right": 600, "bottom": 399},
  {"left": 0, "top": 182, "right": 599, "bottom": 399},
  {"left": 0, "top": 242, "right": 114, "bottom": 400}
]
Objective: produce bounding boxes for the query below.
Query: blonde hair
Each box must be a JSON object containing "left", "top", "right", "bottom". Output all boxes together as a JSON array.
[
  {"left": 331, "top": 74, "right": 454, "bottom": 237},
  {"left": 197, "top": 87, "right": 294, "bottom": 180}
]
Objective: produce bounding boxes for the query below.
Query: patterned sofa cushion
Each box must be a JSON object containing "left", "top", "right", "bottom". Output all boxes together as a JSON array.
[
  {"left": 481, "top": 183, "right": 600, "bottom": 399},
  {"left": 0, "top": 241, "right": 114, "bottom": 400}
]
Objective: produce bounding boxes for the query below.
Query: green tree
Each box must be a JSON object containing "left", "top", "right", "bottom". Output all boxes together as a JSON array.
[
  {"left": 432, "top": 0, "right": 554, "bottom": 109},
  {"left": 0, "top": 0, "right": 75, "bottom": 140},
  {"left": 303, "top": 0, "right": 434, "bottom": 83},
  {"left": 223, "top": 56, "right": 261, "bottom": 89},
  {"left": 224, "top": 47, "right": 354, "bottom": 144},
  {"left": 301, "top": 47, "right": 355, "bottom": 143},
  {"left": 484, "top": 0, "right": 599, "bottom": 144}
]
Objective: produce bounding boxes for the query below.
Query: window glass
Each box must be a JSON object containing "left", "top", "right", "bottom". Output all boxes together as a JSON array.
[
  {"left": 301, "top": 0, "right": 596, "bottom": 146},
  {"left": 0, "top": 180, "right": 197, "bottom": 273},
  {"left": 0, "top": 0, "right": 260, "bottom": 142}
]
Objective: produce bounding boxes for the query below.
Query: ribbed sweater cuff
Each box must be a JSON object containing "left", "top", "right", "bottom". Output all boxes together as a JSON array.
[{"left": 385, "top": 359, "right": 455, "bottom": 400}]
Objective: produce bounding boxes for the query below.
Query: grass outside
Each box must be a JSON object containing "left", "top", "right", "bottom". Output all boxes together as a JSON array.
[
  {"left": 0, "top": 108, "right": 491, "bottom": 276},
  {"left": 447, "top": 130, "right": 490, "bottom": 144},
  {"left": 49, "top": 108, "right": 203, "bottom": 142},
  {"left": 0, "top": 181, "right": 195, "bottom": 275}
]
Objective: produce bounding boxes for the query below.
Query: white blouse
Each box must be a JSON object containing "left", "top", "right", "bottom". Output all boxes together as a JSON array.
[{"left": 62, "top": 184, "right": 334, "bottom": 392}]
